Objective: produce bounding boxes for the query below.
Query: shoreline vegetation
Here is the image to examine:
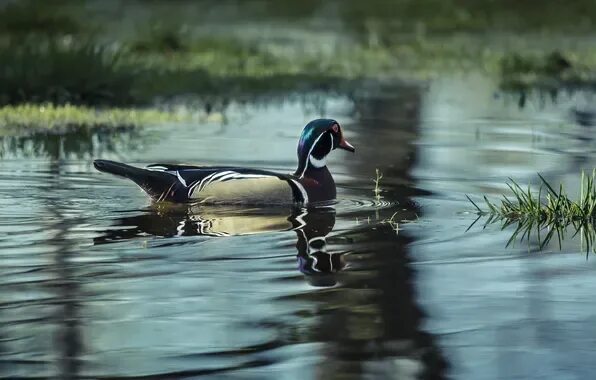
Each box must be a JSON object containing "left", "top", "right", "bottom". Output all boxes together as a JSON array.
[
  {"left": 3, "top": 0, "right": 596, "bottom": 132},
  {"left": 0, "top": 104, "right": 193, "bottom": 134}
]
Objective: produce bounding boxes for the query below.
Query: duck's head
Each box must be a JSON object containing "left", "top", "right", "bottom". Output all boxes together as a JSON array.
[{"left": 295, "top": 119, "right": 355, "bottom": 178}]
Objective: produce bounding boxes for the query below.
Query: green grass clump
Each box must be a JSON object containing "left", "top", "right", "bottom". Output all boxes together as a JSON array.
[
  {"left": 468, "top": 172, "right": 596, "bottom": 252},
  {"left": 0, "top": 104, "right": 189, "bottom": 134},
  {"left": 0, "top": 36, "right": 348, "bottom": 107},
  {"left": 469, "top": 172, "right": 596, "bottom": 222},
  {"left": 499, "top": 51, "right": 596, "bottom": 92}
]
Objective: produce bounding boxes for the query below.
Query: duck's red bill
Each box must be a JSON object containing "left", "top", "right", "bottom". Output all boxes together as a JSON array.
[{"left": 338, "top": 138, "right": 355, "bottom": 152}]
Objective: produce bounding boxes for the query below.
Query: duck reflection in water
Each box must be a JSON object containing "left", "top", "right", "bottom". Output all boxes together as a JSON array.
[{"left": 94, "top": 204, "right": 343, "bottom": 286}]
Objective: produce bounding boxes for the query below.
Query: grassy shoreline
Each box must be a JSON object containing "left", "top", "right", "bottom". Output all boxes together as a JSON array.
[
  {"left": 3, "top": 1, "right": 596, "bottom": 133},
  {"left": 0, "top": 104, "right": 193, "bottom": 135}
]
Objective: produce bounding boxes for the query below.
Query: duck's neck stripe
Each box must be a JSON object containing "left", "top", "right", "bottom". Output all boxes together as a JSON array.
[
  {"left": 299, "top": 132, "right": 325, "bottom": 178},
  {"left": 309, "top": 154, "right": 327, "bottom": 168},
  {"left": 289, "top": 179, "right": 309, "bottom": 204}
]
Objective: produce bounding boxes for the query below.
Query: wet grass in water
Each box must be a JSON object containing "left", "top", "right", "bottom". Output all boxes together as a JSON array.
[
  {"left": 0, "top": 104, "right": 190, "bottom": 134},
  {"left": 468, "top": 172, "right": 596, "bottom": 253}
]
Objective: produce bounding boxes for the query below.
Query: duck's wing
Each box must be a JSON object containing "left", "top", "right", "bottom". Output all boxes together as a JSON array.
[
  {"left": 96, "top": 160, "right": 307, "bottom": 204},
  {"left": 182, "top": 168, "right": 308, "bottom": 204},
  {"left": 147, "top": 164, "right": 286, "bottom": 189},
  {"left": 146, "top": 164, "right": 234, "bottom": 189}
]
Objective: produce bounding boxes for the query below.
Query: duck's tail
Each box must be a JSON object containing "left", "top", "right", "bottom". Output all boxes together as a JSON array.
[{"left": 93, "top": 159, "right": 178, "bottom": 201}]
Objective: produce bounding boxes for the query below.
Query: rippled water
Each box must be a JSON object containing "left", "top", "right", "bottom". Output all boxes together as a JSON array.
[{"left": 2, "top": 77, "right": 596, "bottom": 379}]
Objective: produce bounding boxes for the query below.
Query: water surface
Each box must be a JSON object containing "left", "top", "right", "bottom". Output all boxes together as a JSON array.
[{"left": 2, "top": 77, "right": 596, "bottom": 379}]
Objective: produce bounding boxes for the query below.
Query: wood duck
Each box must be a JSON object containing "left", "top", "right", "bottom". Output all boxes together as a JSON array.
[{"left": 94, "top": 119, "right": 355, "bottom": 205}]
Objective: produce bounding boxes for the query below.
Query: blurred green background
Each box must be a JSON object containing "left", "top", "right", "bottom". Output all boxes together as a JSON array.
[{"left": 1, "top": 0, "right": 595, "bottom": 128}]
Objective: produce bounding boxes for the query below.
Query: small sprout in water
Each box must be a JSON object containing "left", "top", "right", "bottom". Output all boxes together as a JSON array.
[{"left": 373, "top": 168, "right": 384, "bottom": 201}]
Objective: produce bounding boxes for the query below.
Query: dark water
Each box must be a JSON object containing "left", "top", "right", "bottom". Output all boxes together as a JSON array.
[{"left": 2, "top": 76, "right": 596, "bottom": 379}]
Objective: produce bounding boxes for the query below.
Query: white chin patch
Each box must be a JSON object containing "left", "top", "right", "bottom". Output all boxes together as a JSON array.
[{"left": 309, "top": 154, "right": 327, "bottom": 168}]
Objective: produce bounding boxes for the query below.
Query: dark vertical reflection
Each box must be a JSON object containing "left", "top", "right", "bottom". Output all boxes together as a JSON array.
[
  {"left": 309, "top": 84, "right": 448, "bottom": 379},
  {"left": 46, "top": 161, "right": 83, "bottom": 380},
  {"left": 312, "top": 226, "right": 447, "bottom": 379},
  {"left": 348, "top": 84, "right": 424, "bottom": 199}
]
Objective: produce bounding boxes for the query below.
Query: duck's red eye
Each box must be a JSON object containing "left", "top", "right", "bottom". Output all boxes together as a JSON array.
[{"left": 331, "top": 123, "right": 339, "bottom": 133}]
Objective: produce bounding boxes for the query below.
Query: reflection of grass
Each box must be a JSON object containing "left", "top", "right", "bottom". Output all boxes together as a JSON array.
[
  {"left": 0, "top": 127, "right": 146, "bottom": 160},
  {"left": 0, "top": 104, "right": 189, "bottom": 134},
  {"left": 468, "top": 172, "right": 596, "bottom": 253},
  {"left": 502, "top": 217, "right": 596, "bottom": 254},
  {"left": 381, "top": 212, "right": 400, "bottom": 235}
]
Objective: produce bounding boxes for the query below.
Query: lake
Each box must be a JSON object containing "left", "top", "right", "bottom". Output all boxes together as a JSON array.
[{"left": 1, "top": 75, "right": 596, "bottom": 379}]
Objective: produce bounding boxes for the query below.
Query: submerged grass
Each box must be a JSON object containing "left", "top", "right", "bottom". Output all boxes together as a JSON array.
[{"left": 468, "top": 172, "right": 596, "bottom": 253}]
